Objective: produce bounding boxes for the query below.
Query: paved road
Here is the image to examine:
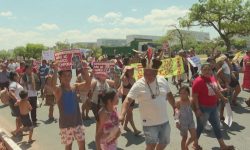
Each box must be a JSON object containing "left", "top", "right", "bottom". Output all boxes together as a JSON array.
[{"left": 0, "top": 73, "right": 250, "bottom": 150}]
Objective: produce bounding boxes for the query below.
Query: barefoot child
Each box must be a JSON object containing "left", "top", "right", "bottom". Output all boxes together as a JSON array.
[
  {"left": 43, "top": 75, "right": 55, "bottom": 120},
  {"left": 96, "top": 89, "right": 121, "bottom": 150},
  {"left": 175, "top": 86, "right": 197, "bottom": 150},
  {"left": 15, "top": 90, "right": 34, "bottom": 142}
]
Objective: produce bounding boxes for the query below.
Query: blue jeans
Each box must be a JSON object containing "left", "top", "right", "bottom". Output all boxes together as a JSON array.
[{"left": 196, "top": 105, "right": 222, "bottom": 140}]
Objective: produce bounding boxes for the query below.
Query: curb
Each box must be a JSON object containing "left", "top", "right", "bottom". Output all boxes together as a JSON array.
[{"left": 0, "top": 128, "right": 22, "bottom": 150}]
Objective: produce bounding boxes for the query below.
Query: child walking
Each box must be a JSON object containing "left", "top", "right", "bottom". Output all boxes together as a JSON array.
[
  {"left": 43, "top": 75, "right": 55, "bottom": 120},
  {"left": 96, "top": 88, "right": 121, "bottom": 150},
  {"left": 175, "top": 86, "right": 198, "bottom": 150},
  {"left": 15, "top": 90, "right": 34, "bottom": 142}
]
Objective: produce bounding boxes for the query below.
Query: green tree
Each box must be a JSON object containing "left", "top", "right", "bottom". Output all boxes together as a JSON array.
[
  {"left": 13, "top": 46, "right": 27, "bottom": 60},
  {"left": 231, "top": 38, "right": 247, "bottom": 49},
  {"left": 54, "top": 41, "right": 71, "bottom": 51},
  {"left": 0, "top": 50, "right": 12, "bottom": 59},
  {"left": 180, "top": 0, "right": 250, "bottom": 51},
  {"left": 26, "top": 43, "right": 45, "bottom": 59}
]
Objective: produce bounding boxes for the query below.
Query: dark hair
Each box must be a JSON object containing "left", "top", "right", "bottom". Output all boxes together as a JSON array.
[
  {"left": 179, "top": 85, "right": 190, "bottom": 96},
  {"left": 19, "top": 90, "right": 28, "bottom": 100},
  {"left": 9, "top": 71, "right": 18, "bottom": 81},
  {"left": 58, "top": 70, "right": 72, "bottom": 77},
  {"left": 99, "top": 88, "right": 117, "bottom": 106}
]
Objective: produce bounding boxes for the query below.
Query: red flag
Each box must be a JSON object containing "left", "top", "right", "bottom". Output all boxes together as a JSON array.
[{"left": 147, "top": 48, "right": 153, "bottom": 64}]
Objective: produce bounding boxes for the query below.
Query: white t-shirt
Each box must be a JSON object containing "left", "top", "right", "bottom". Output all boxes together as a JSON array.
[
  {"left": 8, "top": 63, "right": 17, "bottom": 72},
  {"left": 127, "top": 75, "right": 171, "bottom": 126},
  {"left": 9, "top": 81, "right": 24, "bottom": 100},
  {"left": 222, "top": 61, "right": 231, "bottom": 75}
]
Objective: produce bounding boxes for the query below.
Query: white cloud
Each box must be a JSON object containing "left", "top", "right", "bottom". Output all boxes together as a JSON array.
[
  {"left": 104, "top": 12, "right": 122, "bottom": 19},
  {"left": 87, "top": 15, "right": 103, "bottom": 23},
  {"left": 0, "top": 11, "right": 13, "bottom": 17},
  {"left": 88, "top": 6, "right": 188, "bottom": 27},
  {"left": 36, "top": 23, "right": 59, "bottom": 31}
]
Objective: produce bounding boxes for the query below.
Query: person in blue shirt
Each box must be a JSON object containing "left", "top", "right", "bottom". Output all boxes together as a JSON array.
[{"left": 39, "top": 60, "right": 49, "bottom": 97}]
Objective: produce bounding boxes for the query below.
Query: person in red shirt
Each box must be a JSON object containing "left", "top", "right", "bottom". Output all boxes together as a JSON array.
[
  {"left": 16, "top": 61, "right": 25, "bottom": 76},
  {"left": 192, "top": 63, "right": 234, "bottom": 150}
]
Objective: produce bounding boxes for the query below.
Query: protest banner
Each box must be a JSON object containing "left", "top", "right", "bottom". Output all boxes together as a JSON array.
[
  {"left": 187, "top": 56, "right": 201, "bottom": 67},
  {"left": 93, "top": 62, "right": 115, "bottom": 75},
  {"left": 54, "top": 50, "right": 82, "bottom": 70},
  {"left": 131, "top": 56, "right": 184, "bottom": 80},
  {"left": 42, "top": 50, "right": 55, "bottom": 61}
]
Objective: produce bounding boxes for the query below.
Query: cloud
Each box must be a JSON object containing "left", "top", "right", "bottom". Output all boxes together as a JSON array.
[
  {"left": 88, "top": 6, "right": 188, "bottom": 27},
  {"left": 87, "top": 15, "right": 103, "bottom": 23},
  {"left": 0, "top": 11, "right": 13, "bottom": 17},
  {"left": 36, "top": 23, "right": 59, "bottom": 31}
]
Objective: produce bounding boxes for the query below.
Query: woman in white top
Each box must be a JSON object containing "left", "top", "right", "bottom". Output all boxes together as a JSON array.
[{"left": 8, "top": 72, "right": 24, "bottom": 135}]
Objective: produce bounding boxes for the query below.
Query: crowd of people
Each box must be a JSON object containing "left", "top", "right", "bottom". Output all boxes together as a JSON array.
[{"left": 0, "top": 48, "right": 250, "bottom": 150}]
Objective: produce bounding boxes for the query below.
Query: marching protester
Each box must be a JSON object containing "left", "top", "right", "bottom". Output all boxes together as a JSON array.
[
  {"left": 39, "top": 60, "right": 49, "bottom": 98},
  {"left": 76, "top": 69, "right": 92, "bottom": 120},
  {"left": 175, "top": 86, "right": 197, "bottom": 150},
  {"left": 120, "top": 56, "right": 176, "bottom": 150},
  {"left": 243, "top": 49, "right": 250, "bottom": 106},
  {"left": 47, "top": 62, "right": 91, "bottom": 150},
  {"left": 119, "top": 66, "right": 141, "bottom": 135},
  {"left": 15, "top": 90, "right": 34, "bottom": 143},
  {"left": 20, "top": 64, "right": 40, "bottom": 125},
  {"left": 8, "top": 59, "right": 18, "bottom": 72},
  {"left": 43, "top": 75, "right": 56, "bottom": 120},
  {"left": 96, "top": 88, "right": 121, "bottom": 150},
  {"left": 0, "top": 63, "right": 9, "bottom": 90},
  {"left": 192, "top": 63, "right": 234, "bottom": 150},
  {"left": 8, "top": 72, "right": 23, "bottom": 136}
]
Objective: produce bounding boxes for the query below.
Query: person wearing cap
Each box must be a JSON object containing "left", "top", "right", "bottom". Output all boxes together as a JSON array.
[
  {"left": 119, "top": 66, "right": 141, "bottom": 135},
  {"left": 192, "top": 63, "right": 234, "bottom": 150},
  {"left": 0, "top": 63, "right": 10, "bottom": 90},
  {"left": 243, "top": 50, "right": 250, "bottom": 106},
  {"left": 47, "top": 62, "right": 90, "bottom": 150},
  {"left": 120, "top": 58, "right": 176, "bottom": 150}
]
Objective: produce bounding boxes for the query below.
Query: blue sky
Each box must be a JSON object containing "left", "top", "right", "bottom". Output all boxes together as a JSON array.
[{"left": 0, "top": 0, "right": 218, "bottom": 49}]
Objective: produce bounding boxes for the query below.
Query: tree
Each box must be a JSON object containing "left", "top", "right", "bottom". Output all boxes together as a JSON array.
[
  {"left": 25, "top": 43, "right": 45, "bottom": 59},
  {"left": 180, "top": 0, "right": 250, "bottom": 51},
  {"left": 231, "top": 38, "right": 247, "bottom": 49},
  {"left": 0, "top": 50, "right": 12, "bottom": 59},
  {"left": 54, "top": 41, "right": 71, "bottom": 51},
  {"left": 13, "top": 46, "right": 27, "bottom": 60}
]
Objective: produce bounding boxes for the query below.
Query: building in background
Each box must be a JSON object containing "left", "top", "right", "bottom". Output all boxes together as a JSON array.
[
  {"left": 97, "top": 39, "right": 127, "bottom": 47},
  {"left": 126, "top": 35, "right": 161, "bottom": 45}
]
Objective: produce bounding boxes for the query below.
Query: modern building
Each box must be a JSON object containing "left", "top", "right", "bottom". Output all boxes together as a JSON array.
[
  {"left": 96, "top": 39, "right": 127, "bottom": 47},
  {"left": 126, "top": 35, "right": 161, "bottom": 45},
  {"left": 71, "top": 42, "right": 97, "bottom": 48},
  {"left": 167, "top": 29, "right": 210, "bottom": 46}
]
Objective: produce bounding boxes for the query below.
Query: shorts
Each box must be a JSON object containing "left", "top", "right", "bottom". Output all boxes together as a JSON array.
[
  {"left": 60, "top": 125, "right": 85, "bottom": 145},
  {"left": 20, "top": 114, "right": 33, "bottom": 128},
  {"left": 143, "top": 121, "right": 171, "bottom": 145},
  {"left": 8, "top": 99, "right": 20, "bottom": 117},
  {"left": 229, "top": 78, "right": 239, "bottom": 88},
  {"left": 45, "top": 95, "right": 55, "bottom": 106},
  {"left": 180, "top": 120, "right": 195, "bottom": 136},
  {"left": 122, "top": 95, "right": 135, "bottom": 107}
]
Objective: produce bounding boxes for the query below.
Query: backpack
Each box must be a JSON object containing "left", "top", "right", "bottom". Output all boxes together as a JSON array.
[
  {"left": 0, "top": 88, "right": 10, "bottom": 105},
  {"left": 22, "top": 74, "right": 41, "bottom": 91}
]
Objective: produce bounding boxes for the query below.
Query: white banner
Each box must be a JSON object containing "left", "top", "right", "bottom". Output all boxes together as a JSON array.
[{"left": 42, "top": 50, "right": 55, "bottom": 61}]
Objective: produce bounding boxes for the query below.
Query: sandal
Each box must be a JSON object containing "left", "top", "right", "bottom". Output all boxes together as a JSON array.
[
  {"left": 192, "top": 145, "right": 202, "bottom": 150},
  {"left": 221, "top": 145, "right": 234, "bottom": 150},
  {"left": 134, "top": 130, "right": 141, "bottom": 136}
]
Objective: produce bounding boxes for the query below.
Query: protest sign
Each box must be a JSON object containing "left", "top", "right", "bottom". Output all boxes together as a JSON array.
[
  {"left": 131, "top": 56, "right": 184, "bottom": 80},
  {"left": 42, "top": 50, "right": 55, "bottom": 61},
  {"left": 54, "top": 50, "right": 82, "bottom": 70},
  {"left": 224, "top": 102, "right": 233, "bottom": 127},
  {"left": 93, "top": 62, "right": 115, "bottom": 75},
  {"left": 187, "top": 56, "right": 201, "bottom": 68}
]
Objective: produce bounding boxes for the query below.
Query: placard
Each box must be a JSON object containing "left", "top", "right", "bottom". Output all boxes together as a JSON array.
[
  {"left": 54, "top": 50, "right": 82, "bottom": 70},
  {"left": 42, "top": 50, "right": 55, "bottom": 61},
  {"left": 93, "top": 62, "right": 115, "bottom": 75}
]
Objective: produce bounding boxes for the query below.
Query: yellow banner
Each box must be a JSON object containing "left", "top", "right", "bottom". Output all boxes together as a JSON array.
[{"left": 131, "top": 56, "right": 184, "bottom": 80}]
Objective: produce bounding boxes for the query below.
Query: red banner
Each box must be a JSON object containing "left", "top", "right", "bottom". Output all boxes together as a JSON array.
[
  {"left": 54, "top": 50, "right": 82, "bottom": 70},
  {"left": 93, "top": 62, "right": 115, "bottom": 74}
]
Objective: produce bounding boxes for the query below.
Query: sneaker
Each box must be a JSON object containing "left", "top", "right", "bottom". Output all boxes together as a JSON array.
[{"left": 204, "top": 122, "right": 212, "bottom": 131}]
